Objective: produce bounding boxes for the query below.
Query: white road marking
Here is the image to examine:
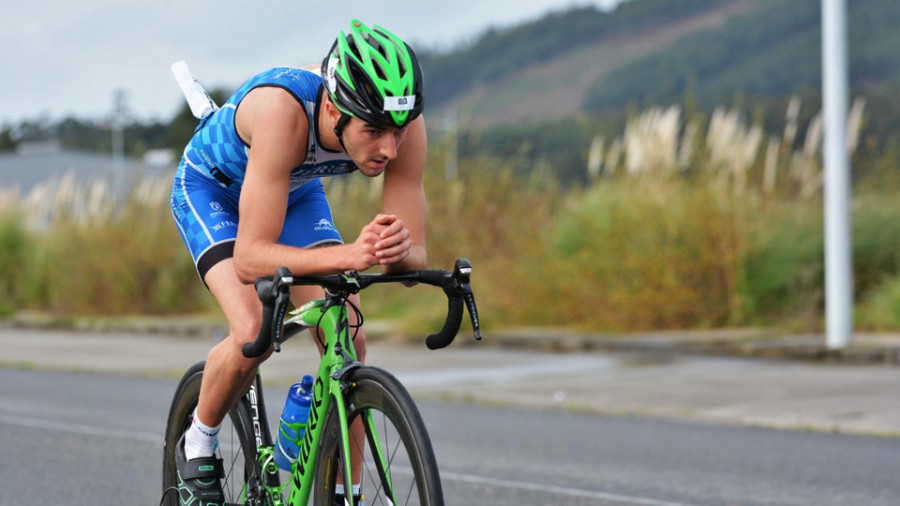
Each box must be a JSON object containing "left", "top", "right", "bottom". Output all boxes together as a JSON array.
[
  {"left": 0, "top": 413, "right": 160, "bottom": 444},
  {"left": 1, "top": 413, "right": 707, "bottom": 506}
]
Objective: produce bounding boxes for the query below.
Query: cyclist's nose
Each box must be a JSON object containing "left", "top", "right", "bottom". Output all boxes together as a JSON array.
[
  {"left": 379, "top": 138, "right": 397, "bottom": 160},
  {"left": 378, "top": 131, "right": 402, "bottom": 160}
]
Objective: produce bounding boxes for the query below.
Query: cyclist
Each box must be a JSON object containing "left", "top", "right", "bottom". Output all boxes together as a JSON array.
[{"left": 169, "top": 20, "right": 426, "bottom": 506}]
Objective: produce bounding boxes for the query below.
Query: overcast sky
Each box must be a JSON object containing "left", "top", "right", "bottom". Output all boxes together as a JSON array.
[{"left": 1, "top": 0, "right": 627, "bottom": 125}]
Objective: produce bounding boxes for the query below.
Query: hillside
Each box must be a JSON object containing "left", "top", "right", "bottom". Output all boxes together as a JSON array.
[
  {"left": 426, "top": 0, "right": 766, "bottom": 128},
  {"left": 419, "top": 0, "right": 739, "bottom": 107},
  {"left": 421, "top": 0, "right": 900, "bottom": 130},
  {"left": 584, "top": 0, "right": 900, "bottom": 111}
]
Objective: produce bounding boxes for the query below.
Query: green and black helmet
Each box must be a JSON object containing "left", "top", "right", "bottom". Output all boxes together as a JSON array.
[{"left": 323, "top": 20, "right": 425, "bottom": 135}]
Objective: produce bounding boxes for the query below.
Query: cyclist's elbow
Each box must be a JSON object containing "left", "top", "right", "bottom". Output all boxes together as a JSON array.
[
  {"left": 407, "top": 244, "right": 428, "bottom": 271},
  {"left": 234, "top": 263, "right": 256, "bottom": 285},
  {"left": 383, "top": 244, "right": 427, "bottom": 274},
  {"left": 232, "top": 245, "right": 258, "bottom": 284}
]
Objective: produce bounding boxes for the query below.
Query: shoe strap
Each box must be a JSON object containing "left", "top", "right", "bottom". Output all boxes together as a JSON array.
[{"left": 180, "top": 456, "right": 225, "bottom": 481}]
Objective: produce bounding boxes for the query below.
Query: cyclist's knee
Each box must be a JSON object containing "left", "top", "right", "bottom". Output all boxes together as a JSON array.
[{"left": 223, "top": 315, "right": 273, "bottom": 366}]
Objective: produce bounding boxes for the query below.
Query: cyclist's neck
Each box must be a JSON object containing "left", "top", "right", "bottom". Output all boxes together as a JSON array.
[{"left": 316, "top": 89, "right": 345, "bottom": 154}]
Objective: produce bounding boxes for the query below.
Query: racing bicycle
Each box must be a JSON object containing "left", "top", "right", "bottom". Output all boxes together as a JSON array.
[{"left": 162, "top": 259, "right": 481, "bottom": 506}]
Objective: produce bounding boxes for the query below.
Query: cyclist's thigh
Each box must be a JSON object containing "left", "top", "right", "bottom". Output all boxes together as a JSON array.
[{"left": 170, "top": 159, "right": 241, "bottom": 281}]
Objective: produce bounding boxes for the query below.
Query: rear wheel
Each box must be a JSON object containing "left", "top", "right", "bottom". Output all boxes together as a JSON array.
[
  {"left": 162, "top": 361, "right": 275, "bottom": 505},
  {"left": 313, "top": 366, "right": 444, "bottom": 506}
]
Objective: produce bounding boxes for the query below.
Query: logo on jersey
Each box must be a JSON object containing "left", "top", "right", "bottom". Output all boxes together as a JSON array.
[
  {"left": 212, "top": 220, "right": 237, "bottom": 232},
  {"left": 314, "top": 219, "right": 335, "bottom": 232},
  {"left": 209, "top": 201, "right": 228, "bottom": 219}
]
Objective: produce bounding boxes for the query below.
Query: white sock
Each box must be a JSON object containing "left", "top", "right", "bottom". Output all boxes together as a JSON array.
[
  {"left": 334, "top": 484, "right": 361, "bottom": 496},
  {"left": 184, "top": 410, "right": 220, "bottom": 461}
]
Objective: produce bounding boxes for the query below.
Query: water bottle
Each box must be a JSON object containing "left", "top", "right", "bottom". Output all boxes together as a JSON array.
[{"left": 274, "top": 375, "right": 314, "bottom": 471}]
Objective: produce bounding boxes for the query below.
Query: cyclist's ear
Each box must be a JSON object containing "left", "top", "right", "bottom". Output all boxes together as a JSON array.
[{"left": 322, "top": 95, "right": 342, "bottom": 123}]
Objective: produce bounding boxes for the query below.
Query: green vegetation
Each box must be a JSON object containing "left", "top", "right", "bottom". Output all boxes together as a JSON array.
[
  {"left": 2, "top": 0, "right": 900, "bottom": 335},
  {"left": 0, "top": 210, "right": 29, "bottom": 315},
  {"left": 0, "top": 176, "right": 209, "bottom": 316},
  {"left": 3, "top": 105, "right": 900, "bottom": 334},
  {"left": 736, "top": 193, "right": 900, "bottom": 330}
]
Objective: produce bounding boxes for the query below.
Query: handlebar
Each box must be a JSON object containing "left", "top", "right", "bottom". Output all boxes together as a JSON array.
[{"left": 241, "top": 259, "right": 482, "bottom": 358}]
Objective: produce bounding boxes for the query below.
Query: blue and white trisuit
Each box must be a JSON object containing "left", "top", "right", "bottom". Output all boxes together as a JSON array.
[{"left": 169, "top": 67, "right": 357, "bottom": 280}]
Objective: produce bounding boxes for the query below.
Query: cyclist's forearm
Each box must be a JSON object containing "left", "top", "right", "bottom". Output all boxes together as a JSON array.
[{"left": 233, "top": 241, "right": 350, "bottom": 283}]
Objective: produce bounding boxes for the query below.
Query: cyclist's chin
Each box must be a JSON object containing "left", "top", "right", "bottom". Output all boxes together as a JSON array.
[{"left": 358, "top": 159, "right": 388, "bottom": 177}]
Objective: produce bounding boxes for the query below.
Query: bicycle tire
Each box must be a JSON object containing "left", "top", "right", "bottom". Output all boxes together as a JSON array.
[
  {"left": 312, "top": 366, "right": 444, "bottom": 506},
  {"left": 162, "top": 361, "right": 274, "bottom": 506}
]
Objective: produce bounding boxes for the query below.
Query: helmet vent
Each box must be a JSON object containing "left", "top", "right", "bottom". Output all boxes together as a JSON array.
[
  {"left": 372, "top": 62, "right": 388, "bottom": 81},
  {"left": 346, "top": 37, "right": 363, "bottom": 61},
  {"left": 367, "top": 31, "right": 390, "bottom": 59}
]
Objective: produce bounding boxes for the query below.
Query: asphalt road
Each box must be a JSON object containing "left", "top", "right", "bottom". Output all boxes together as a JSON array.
[
  {"left": 5, "top": 327, "right": 899, "bottom": 437},
  {"left": 1, "top": 368, "right": 897, "bottom": 506}
]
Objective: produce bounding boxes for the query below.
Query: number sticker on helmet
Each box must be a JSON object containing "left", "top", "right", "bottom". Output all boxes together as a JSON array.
[{"left": 383, "top": 95, "right": 415, "bottom": 112}]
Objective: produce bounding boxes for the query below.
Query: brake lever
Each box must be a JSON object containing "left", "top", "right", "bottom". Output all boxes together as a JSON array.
[
  {"left": 269, "top": 268, "right": 293, "bottom": 353},
  {"left": 452, "top": 259, "right": 482, "bottom": 341}
]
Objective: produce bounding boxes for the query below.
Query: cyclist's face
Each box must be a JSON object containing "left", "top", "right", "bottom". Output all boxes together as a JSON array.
[{"left": 341, "top": 118, "right": 408, "bottom": 177}]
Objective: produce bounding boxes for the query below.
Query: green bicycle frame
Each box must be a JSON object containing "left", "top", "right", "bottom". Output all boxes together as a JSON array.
[{"left": 255, "top": 297, "right": 398, "bottom": 506}]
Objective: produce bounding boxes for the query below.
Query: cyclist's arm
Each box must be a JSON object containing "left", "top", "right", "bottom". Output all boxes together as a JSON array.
[
  {"left": 379, "top": 116, "right": 428, "bottom": 274},
  {"left": 232, "top": 89, "right": 361, "bottom": 283}
]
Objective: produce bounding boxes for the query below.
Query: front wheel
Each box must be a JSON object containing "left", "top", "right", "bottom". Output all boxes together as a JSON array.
[
  {"left": 161, "top": 361, "right": 276, "bottom": 506},
  {"left": 313, "top": 366, "right": 444, "bottom": 506}
]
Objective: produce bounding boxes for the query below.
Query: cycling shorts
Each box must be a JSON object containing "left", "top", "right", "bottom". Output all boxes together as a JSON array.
[{"left": 170, "top": 156, "right": 343, "bottom": 281}]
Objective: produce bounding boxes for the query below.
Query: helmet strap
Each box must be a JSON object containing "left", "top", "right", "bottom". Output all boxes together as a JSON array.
[{"left": 333, "top": 113, "right": 352, "bottom": 152}]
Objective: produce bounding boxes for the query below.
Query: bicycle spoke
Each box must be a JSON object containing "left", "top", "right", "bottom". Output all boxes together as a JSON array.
[
  {"left": 405, "top": 475, "right": 416, "bottom": 505},
  {"left": 363, "top": 408, "right": 424, "bottom": 505},
  {"left": 355, "top": 422, "right": 384, "bottom": 502},
  {"left": 369, "top": 409, "right": 399, "bottom": 504},
  {"left": 382, "top": 412, "right": 396, "bottom": 501},
  {"left": 223, "top": 429, "right": 238, "bottom": 498},
  {"left": 365, "top": 457, "right": 387, "bottom": 505},
  {"left": 313, "top": 369, "right": 442, "bottom": 506}
]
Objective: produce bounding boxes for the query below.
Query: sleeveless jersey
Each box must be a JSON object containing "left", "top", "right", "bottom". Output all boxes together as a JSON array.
[{"left": 182, "top": 67, "right": 357, "bottom": 192}]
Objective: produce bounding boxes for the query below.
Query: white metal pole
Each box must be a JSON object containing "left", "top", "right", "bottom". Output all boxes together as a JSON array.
[
  {"left": 822, "top": 0, "right": 853, "bottom": 349},
  {"left": 112, "top": 89, "right": 126, "bottom": 202}
]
